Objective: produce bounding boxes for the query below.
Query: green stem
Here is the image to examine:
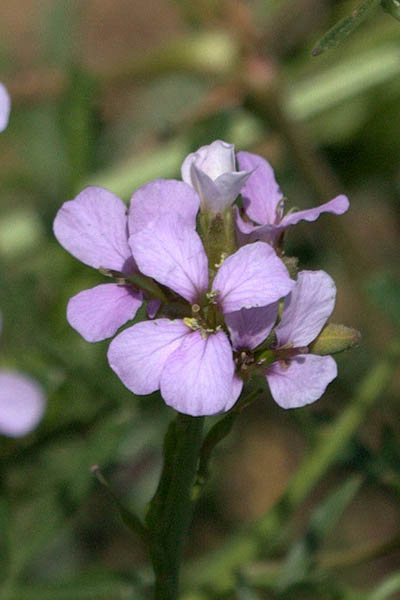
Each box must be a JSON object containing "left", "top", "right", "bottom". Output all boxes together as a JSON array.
[{"left": 147, "top": 413, "right": 204, "bottom": 600}]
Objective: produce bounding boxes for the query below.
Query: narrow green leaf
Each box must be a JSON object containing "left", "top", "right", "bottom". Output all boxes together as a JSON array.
[
  {"left": 91, "top": 466, "right": 148, "bottom": 544},
  {"left": 276, "top": 476, "right": 362, "bottom": 591},
  {"left": 8, "top": 575, "right": 142, "bottom": 600},
  {"left": 309, "top": 475, "right": 363, "bottom": 541},
  {"left": 369, "top": 571, "right": 400, "bottom": 600},
  {"left": 195, "top": 412, "right": 237, "bottom": 491},
  {"left": 381, "top": 0, "right": 400, "bottom": 21},
  {"left": 312, "top": 0, "right": 381, "bottom": 56}
]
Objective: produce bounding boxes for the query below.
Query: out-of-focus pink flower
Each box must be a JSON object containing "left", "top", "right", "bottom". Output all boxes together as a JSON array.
[
  {"left": 0, "top": 371, "right": 45, "bottom": 437},
  {"left": 0, "top": 313, "right": 45, "bottom": 437},
  {"left": 0, "top": 83, "right": 11, "bottom": 132}
]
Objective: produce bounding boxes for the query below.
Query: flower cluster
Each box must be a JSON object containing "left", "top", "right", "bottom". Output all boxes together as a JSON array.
[{"left": 54, "top": 140, "right": 351, "bottom": 416}]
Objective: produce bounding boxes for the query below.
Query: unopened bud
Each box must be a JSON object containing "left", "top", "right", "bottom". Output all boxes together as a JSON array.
[{"left": 310, "top": 323, "right": 361, "bottom": 356}]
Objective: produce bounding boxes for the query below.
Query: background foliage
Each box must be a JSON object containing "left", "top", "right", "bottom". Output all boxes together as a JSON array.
[{"left": 0, "top": 0, "right": 400, "bottom": 598}]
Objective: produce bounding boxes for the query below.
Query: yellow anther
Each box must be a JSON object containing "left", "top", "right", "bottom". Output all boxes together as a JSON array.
[{"left": 183, "top": 317, "right": 200, "bottom": 331}]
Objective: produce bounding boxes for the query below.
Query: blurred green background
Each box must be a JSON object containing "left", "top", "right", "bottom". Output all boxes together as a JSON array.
[{"left": 1, "top": 1, "right": 400, "bottom": 598}]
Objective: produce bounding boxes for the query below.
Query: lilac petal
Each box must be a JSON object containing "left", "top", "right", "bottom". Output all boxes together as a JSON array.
[
  {"left": 67, "top": 283, "right": 142, "bottom": 342},
  {"left": 182, "top": 140, "right": 236, "bottom": 183},
  {"left": 182, "top": 141, "right": 251, "bottom": 213},
  {"left": 189, "top": 164, "right": 222, "bottom": 212},
  {"left": 0, "top": 83, "right": 11, "bottom": 133},
  {"left": 231, "top": 375, "right": 243, "bottom": 409},
  {"left": 129, "top": 214, "right": 208, "bottom": 303},
  {"left": 280, "top": 195, "right": 350, "bottom": 227},
  {"left": 129, "top": 179, "right": 199, "bottom": 235},
  {"left": 213, "top": 170, "right": 252, "bottom": 211},
  {"left": 235, "top": 207, "right": 281, "bottom": 246},
  {"left": 160, "top": 330, "right": 236, "bottom": 416},
  {"left": 0, "top": 371, "right": 45, "bottom": 437},
  {"left": 212, "top": 241, "right": 294, "bottom": 313},
  {"left": 266, "top": 354, "right": 337, "bottom": 409},
  {"left": 190, "top": 165, "right": 250, "bottom": 213},
  {"left": 237, "top": 151, "right": 283, "bottom": 225},
  {"left": 276, "top": 270, "right": 336, "bottom": 348},
  {"left": 107, "top": 319, "right": 189, "bottom": 395},
  {"left": 225, "top": 303, "right": 279, "bottom": 351},
  {"left": 53, "top": 187, "right": 133, "bottom": 273}
]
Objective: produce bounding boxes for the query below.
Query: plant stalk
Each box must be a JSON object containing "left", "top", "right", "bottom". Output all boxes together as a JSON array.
[{"left": 147, "top": 413, "right": 204, "bottom": 599}]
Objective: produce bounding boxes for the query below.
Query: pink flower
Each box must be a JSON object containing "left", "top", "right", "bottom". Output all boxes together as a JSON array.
[
  {"left": 226, "top": 270, "right": 338, "bottom": 408},
  {"left": 108, "top": 213, "right": 294, "bottom": 416},
  {"left": 0, "top": 83, "right": 11, "bottom": 132},
  {"left": 181, "top": 140, "right": 252, "bottom": 214},
  {"left": 0, "top": 313, "right": 45, "bottom": 437},
  {"left": 235, "top": 152, "right": 349, "bottom": 245},
  {"left": 54, "top": 181, "right": 200, "bottom": 342}
]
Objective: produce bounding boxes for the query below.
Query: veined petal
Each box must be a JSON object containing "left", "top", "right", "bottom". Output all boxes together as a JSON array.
[
  {"left": 266, "top": 354, "right": 337, "bottom": 409},
  {"left": 280, "top": 195, "right": 349, "bottom": 227},
  {"left": 107, "top": 319, "right": 189, "bottom": 395},
  {"left": 0, "top": 83, "right": 11, "bottom": 132},
  {"left": 182, "top": 140, "right": 236, "bottom": 183},
  {"left": 213, "top": 170, "right": 252, "bottom": 211},
  {"left": 0, "top": 370, "right": 45, "bottom": 437},
  {"left": 235, "top": 207, "right": 281, "bottom": 246},
  {"left": 225, "top": 303, "right": 279, "bottom": 351},
  {"left": 191, "top": 166, "right": 249, "bottom": 213},
  {"left": 183, "top": 141, "right": 251, "bottom": 213},
  {"left": 53, "top": 187, "right": 133, "bottom": 273},
  {"left": 212, "top": 242, "right": 294, "bottom": 313},
  {"left": 67, "top": 283, "right": 142, "bottom": 342},
  {"left": 129, "top": 179, "right": 199, "bottom": 235},
  {"left": 276, "top": 270, "right": 336, "bottom": 348},
  {"left": 160, "top": 330, "right": 236, "bottom": 416},
  {"left": 237, "top": 151, "right": 283, "bottom": 225},
  {"left": 129, "top": 214, "right": 208, "bottom": 303}
]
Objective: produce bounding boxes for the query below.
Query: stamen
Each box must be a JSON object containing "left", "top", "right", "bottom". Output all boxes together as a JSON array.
[
  {"left": 214, "top": 252, "right": 228, "bottom": 268},
  {"left": 183, "top": 317, "right": 200, "bottom": 331}
]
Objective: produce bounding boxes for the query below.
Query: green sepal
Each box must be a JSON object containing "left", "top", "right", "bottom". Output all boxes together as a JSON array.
[
  {"left": 310, "top": 323, "right": 361, "bottom": 355},
  {"left": 126, "top": 272, "right": 169, "bottom": 303},
  {"left": 198, "top": 208, "right": 237, "bottom": 277}
]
